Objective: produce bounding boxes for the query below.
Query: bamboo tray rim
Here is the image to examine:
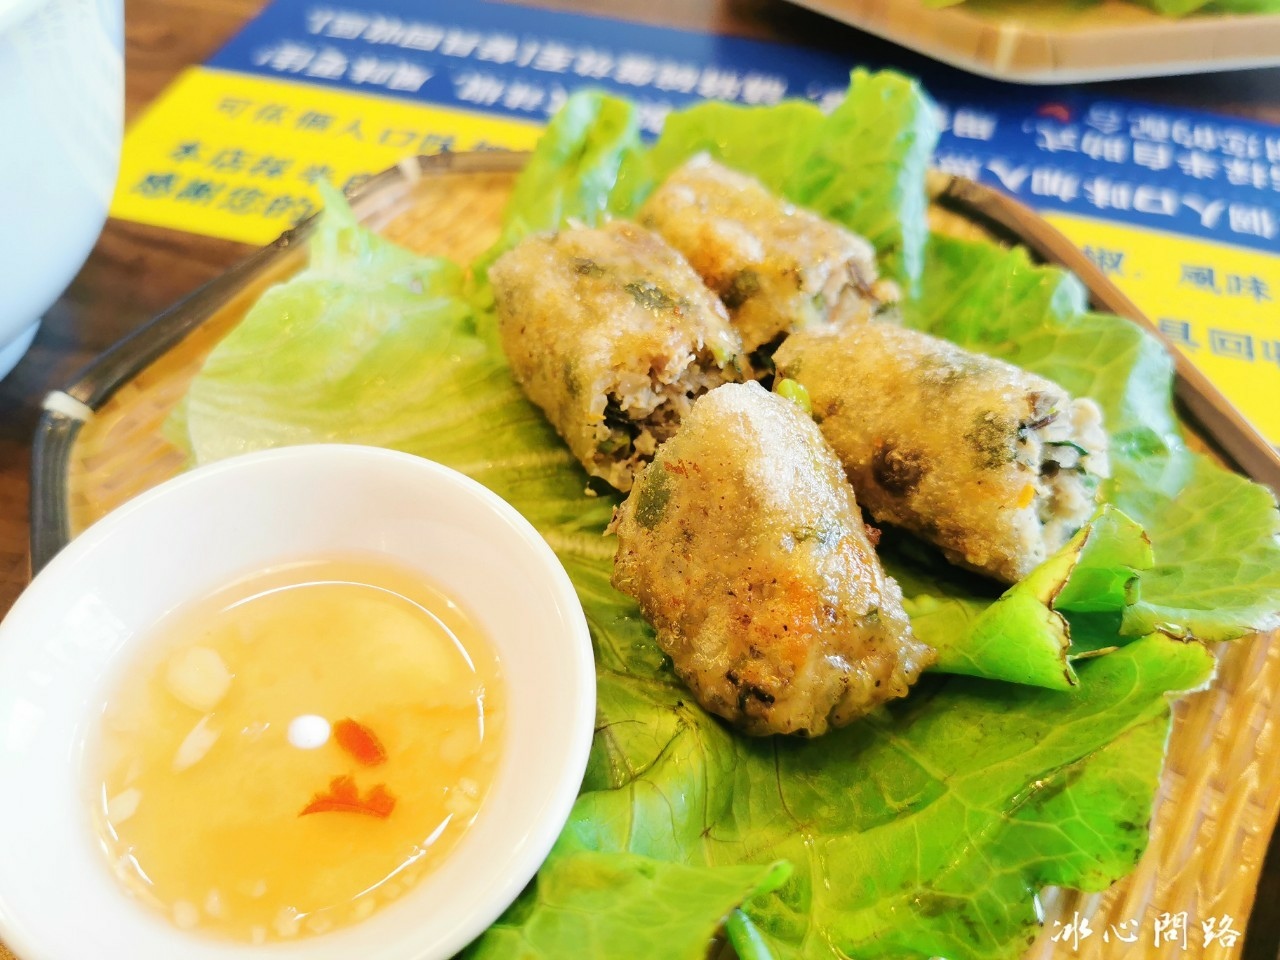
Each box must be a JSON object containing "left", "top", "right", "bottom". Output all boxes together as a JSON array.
[
  {"left": 23, "top": 148, "right": 1280, "bottom": 958},
  {"left": 787, "top": 0, "right": 1280, "bottom": 83}
]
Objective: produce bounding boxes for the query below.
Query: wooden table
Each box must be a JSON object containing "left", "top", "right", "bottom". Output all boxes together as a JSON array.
[{"left": 1, "top": 0, "right": 1278, "bottom": 955}]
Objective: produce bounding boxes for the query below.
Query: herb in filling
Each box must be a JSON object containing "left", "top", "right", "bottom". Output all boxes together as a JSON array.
[
  {"left": 562, "top": 360, "right": 582, "bottom": 398},
  {"left": 572, "top": 257, "right": 605, "bottom": 278},
  {"left": 775, "top": 378, "right": 812, "bottom": 415},
  {"left": 625, "top": 280, "right": 677, "bottom": 311},
  {"left": 633, "top": 465, "right": 673, "bottom": 529},
  {"left": 965, "top": 412, "right": 1016, "bottom": 469},
  {"left": 721, "top": 269, "right": 761, "bottom": 309}
]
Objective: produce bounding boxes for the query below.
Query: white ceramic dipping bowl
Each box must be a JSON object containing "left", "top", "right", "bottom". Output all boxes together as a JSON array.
[{"left": 0, "top": 444, "right": 596, "bottom": 960}]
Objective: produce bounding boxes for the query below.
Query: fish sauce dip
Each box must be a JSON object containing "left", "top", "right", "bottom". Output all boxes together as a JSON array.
[{"left": 89, "top": 556, "right": 505, "bottom": 943}]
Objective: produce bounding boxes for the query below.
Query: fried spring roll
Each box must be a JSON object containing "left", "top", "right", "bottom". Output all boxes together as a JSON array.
[
  {"left": 491, "top": 221, "right": 743, "bottom": 492},
  {"left": 610, "top": 382, "right": 932, "bottom": 737},
  {"left": 638, "top": 154, "right": 895, "bottom": 365},
  {"left": 773, "top": 323, "right": 1110, "bottom": 584}
]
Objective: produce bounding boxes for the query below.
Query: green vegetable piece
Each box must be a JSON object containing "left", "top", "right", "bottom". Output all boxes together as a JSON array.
[
  {"left": 1130, "top": 0, "right": 1210, "bottom": 13},
  {"left": 722, "top": 268, "right": 762, "bottom": 309},
  {"left": 913, "top": 505, "right": 1153, "bottom": 689},
  {"left": 1044, "top": 439, "right": 1089, "bottom": 457},
  {"left": 1117, "top": 453, "right": 1280, "bottom": 640},
  {"left": 596, "top": 434, "right": 631, "bottom": 456},
  {"left": 465, "top": 852, "right": 789, "bottom": 960},
  {"left": 479, "top": 90, "right": 646, "bottom": 277},
  {"left": 903, "top": 233, "right": 1088, "bottom": 344},
  {"left": 783, "top": 69, "right": 939, "bottom": 294},
  {"left": 916, "top": 588, "right": 1074, "bottom": 689},
  {"left": 774, "top": 378, "right": 812, "bottom": 414},
  {"left": 632, "top": 466, "right": 672, "bottom": 530},
  {"left": 725, "top": 909, "right": 776, "bottom": 960},
  {"left": 624, "top": 280, "right": 676, "bottom": 311},
  {"left": 646, "top": 99, "right": 826, "bottom": 193},
  {"left": 1055, "top": 507, "right": 1153, "bottom": 613}
]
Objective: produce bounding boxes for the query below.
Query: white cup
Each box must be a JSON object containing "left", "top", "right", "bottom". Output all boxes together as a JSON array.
[{"left": 0, "top": 0, "right": 123, "bottom": 379}]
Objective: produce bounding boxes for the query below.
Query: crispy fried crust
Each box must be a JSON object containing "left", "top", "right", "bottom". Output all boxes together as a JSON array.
[
  {"left": 774, "top": 322, "right": 1110, "bottom": 584},
  {"left": 610, "top": 382, "right": 932, "bottom": 737},
  {"left": 639, "top": 154, "right": 895, "bottom": 368},
  {"left": 491, "top": 221, "right": 744, "bottom": 491}
]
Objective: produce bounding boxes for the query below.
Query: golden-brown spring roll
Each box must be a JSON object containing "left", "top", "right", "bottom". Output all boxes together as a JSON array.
[
  {"left": 638, "top": 154, "right": 895, "bottom": 366},
  {"left": 491, "top": 221, "right": 743, "bottom": 492},
  {"left": 773, "top": 323, "right": 1110, "bottom": 584},
  {"left": 610, "top": 381, "right": 932, "bottom": 737}
]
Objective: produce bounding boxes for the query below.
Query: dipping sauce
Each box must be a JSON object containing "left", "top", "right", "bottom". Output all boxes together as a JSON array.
[{"left": 91, "top": 557, "right": 504, "bottom": 943}]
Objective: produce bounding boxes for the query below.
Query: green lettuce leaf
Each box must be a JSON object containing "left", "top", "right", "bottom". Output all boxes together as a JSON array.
[
  {"left": 1116, "top": 454, "right": 1280, "bottom": 638},
  {"left": 464, "top": 853, "right": 790, "bottom": 960},
  {"left": 1132, "top": 0, "right": 1280, "bottom": 15},
  {"left": 492, "top": 91, "right": 646, "bottom": 252},
  {"left": 1138, "top": 0, "right": 1210, "bottom": 12},
  {"left": 1205, "top": 0, "right": 1280, "bottom": 10},
  {"left": 783, "top": 68, "right": 938, "bottom": 293},
  {"left": 903, "top": 233, "right": 1088, "bottom": 343},
  {"left": 554, "top": 635, "right": 1211, "bottom": 960},
  {"left": 910, "top": 505, "right": 1153, "bottom": 689},
  {"left": 645, "top": 99, "right": 826, "bottom": 193},
  {"left": 1054, "top": 507, "right": 1153, "bottom": 613}
]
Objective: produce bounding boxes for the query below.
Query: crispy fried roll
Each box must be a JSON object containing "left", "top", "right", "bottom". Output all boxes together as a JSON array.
[
  {"left": 774, "top": 323, "right": 1110, "bottom": 584},
  {"left": 491, "top": 221, "right": 743, "bottom": 492},
  {"left": 638, "top": 154, "right": 895, "bottom": 366},
  {"left": 610, "top": 382, "right": 932, "bottom": 737}
]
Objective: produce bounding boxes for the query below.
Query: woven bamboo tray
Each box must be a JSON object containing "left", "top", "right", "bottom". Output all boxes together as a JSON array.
[
  {"left": 787, "top": 0, "right": 1280, "bottom": 83},
  {"left": 17, "top": 151, "right": 1280, "bottom": 959}
]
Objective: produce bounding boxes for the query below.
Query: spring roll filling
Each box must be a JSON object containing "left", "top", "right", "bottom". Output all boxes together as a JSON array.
[
  {"left": 1015, "top": 395, "right": 1111, "bottom": 555},
  {"left": 587, "top": 349, "right": 733, "bottom": 486}
]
